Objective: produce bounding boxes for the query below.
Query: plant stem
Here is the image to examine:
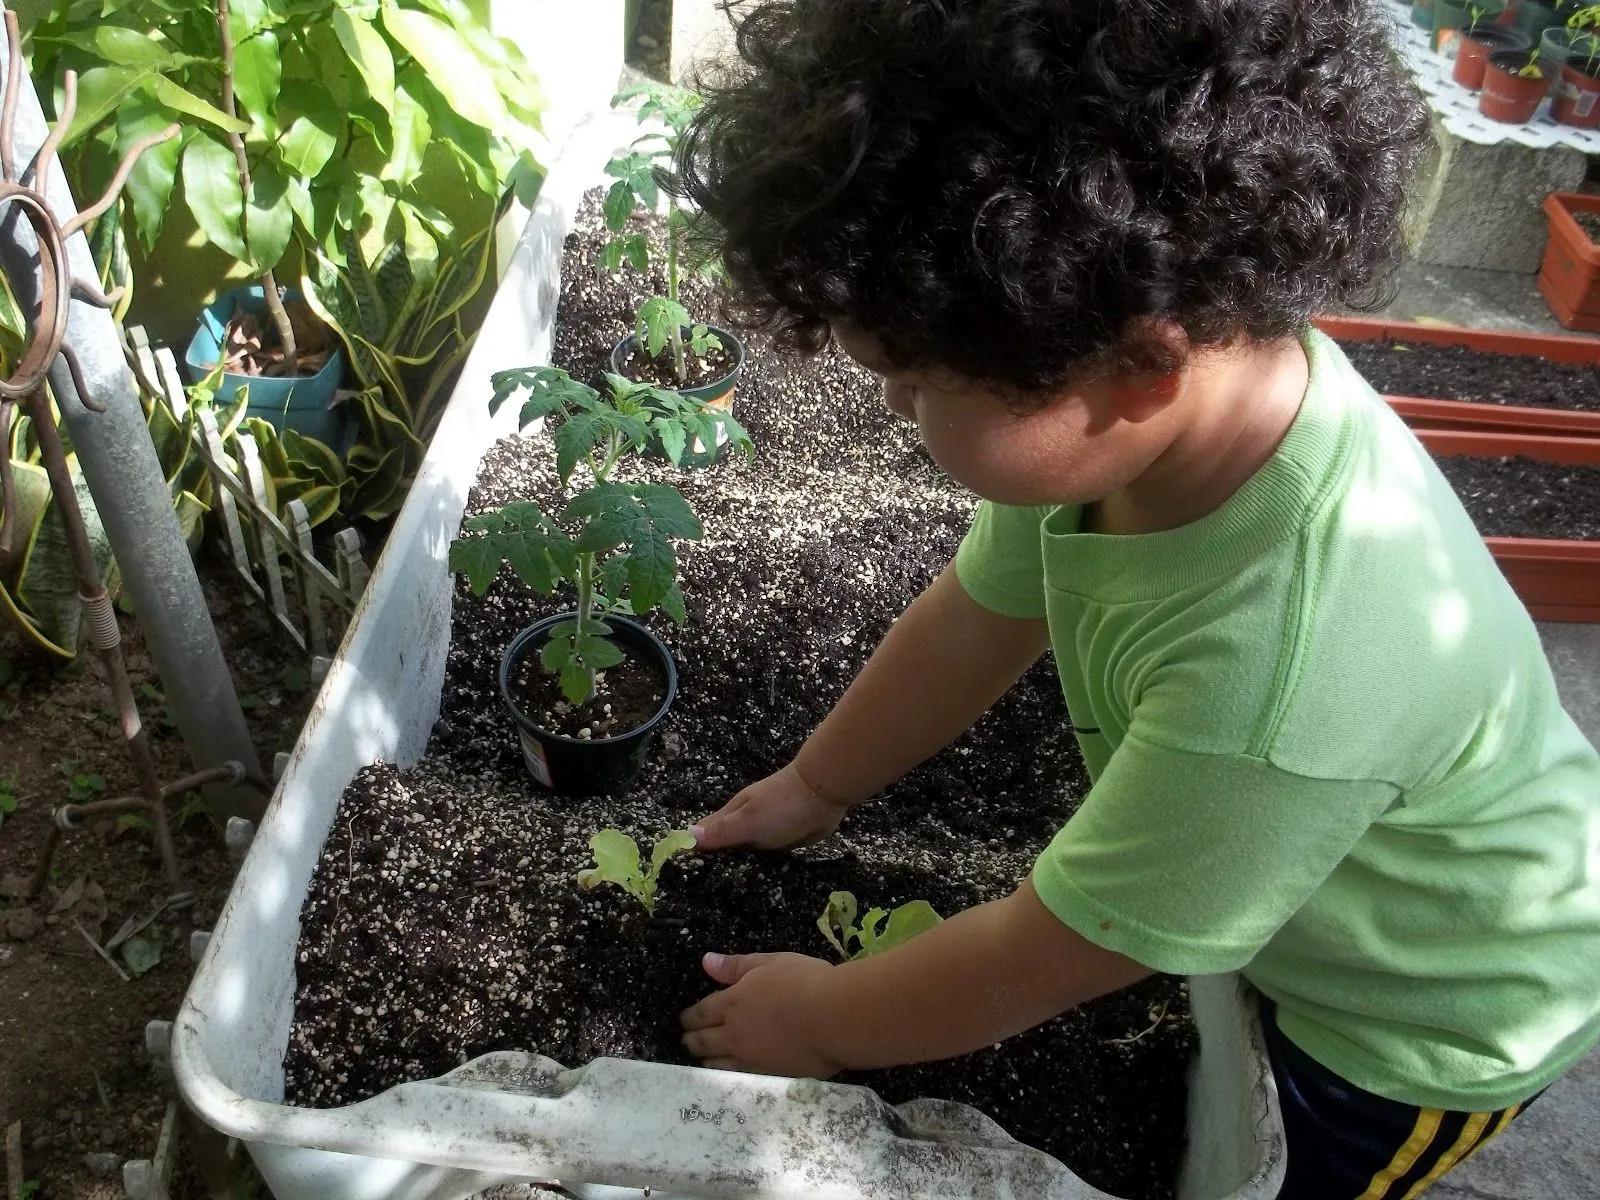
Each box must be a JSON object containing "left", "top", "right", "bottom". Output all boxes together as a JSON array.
[
  {"left": 217, "top": 0, "right": 298, "bottom": 373},
  {"left": 575, "top": 549, "right": 597, "bottom": 703},
  {"left": 597, "top": 430, "right": 629, "bottom": 479},
  {"left": 667, "top": 201, "right": 687, "bottom": 386}
]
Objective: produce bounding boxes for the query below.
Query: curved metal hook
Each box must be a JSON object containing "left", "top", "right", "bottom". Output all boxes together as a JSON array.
[{"left": 0, "top": 185, "right": 70, "bottom": 401}]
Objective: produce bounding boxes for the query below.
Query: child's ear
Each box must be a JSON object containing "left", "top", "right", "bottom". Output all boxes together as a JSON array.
[
  {"left": 1108, "top": 369, "right": 1183, "bottom": 424},
  {"left": 1107, "top": 319, "right": 1188, "bottom": 424}
]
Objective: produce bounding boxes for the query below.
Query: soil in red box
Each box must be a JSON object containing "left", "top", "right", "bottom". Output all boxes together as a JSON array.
[
  {"left": 1435, "top": 455, "right": 1600, "bottom": 540},
  {"left": 508, "top": 646, "right": 667, "bottom": 739},
  {"left": 620, "top": 340, "right": 733, "bottom": 389},
  {"left": 1339, "top": 338, "right": 1600, "bottom": 412},
  {"left": 285, "top": 190, "right": 1196, "bottom": 1199}
]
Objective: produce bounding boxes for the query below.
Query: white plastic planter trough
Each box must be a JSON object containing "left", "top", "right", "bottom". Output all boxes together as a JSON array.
[{"left": 171, "top": 108, "right": 1287, "bottom": 1200}]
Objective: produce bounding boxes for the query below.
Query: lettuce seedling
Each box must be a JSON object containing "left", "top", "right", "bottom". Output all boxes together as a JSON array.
[
  {"left": 818, "top": 891, "right": 943, "bottom": 961},
  {"left": 448, "top": 367, "right": 752, "bottom": 704},
  {"left": 576, "top": 828, "right": 697, "bottom": 915}
]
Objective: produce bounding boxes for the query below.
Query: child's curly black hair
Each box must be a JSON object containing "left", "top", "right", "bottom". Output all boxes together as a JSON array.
[{"left": 675, "top": 0, "right": 1431, "bottom": 393}]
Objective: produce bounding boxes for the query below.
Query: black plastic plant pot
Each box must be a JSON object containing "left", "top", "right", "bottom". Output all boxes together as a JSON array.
[
  {"left": 499, "top": 613, "right": 679, "bottom": 797},
  {"left": 609, "top": 324, "right": 748, "bottom": 468}
]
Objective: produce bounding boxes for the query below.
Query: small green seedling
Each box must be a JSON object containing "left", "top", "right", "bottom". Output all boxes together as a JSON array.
[
  {"left": 818, "top": 891, "right": 943, "bottom": 961},
  {"left": 576, "top": 828, "right": 696, "bottom": 915},
  {"left": 1518, "top": 48, "right": 1546, "bottom": 78},
  {"left": 59, "top": 760, "right": 106, "bottom": 803},
  {"left": 0, "top": 775, "right": 19, "bottom": 825},
  {"left": 1565, "top": 5, "right": 1600, "bottom": 69},
  {"left": 175, "top": 791, "right": 212, "bottom": 829}
]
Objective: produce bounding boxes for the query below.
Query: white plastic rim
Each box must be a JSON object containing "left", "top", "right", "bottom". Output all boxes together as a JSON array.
[{"left": 170, "top": 15, "right": 1287, "bottom": 1199}]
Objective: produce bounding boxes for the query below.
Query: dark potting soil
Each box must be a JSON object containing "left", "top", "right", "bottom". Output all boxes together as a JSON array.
[
  {"left": 1339, "top": 337, "right": 1600, "bottom": 413},
  {"left": 620, "top": 340, "right": 734, "bottom": 389},
  {"left": 285, "top": 190, "right": 1196, "bottom": 1199},
  {"left": 1435, "top": 454, "right": 1600, "bottom": 540},
  {"left": 509, "top": 648, "right": 667, "bottom": 739},
  {"left": 1576, "top": 209, "right": 1600, "bottom": 244}
]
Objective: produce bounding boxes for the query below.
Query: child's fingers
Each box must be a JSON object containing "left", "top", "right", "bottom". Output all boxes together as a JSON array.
[
  {"left": 690, "top": 797, "right": 750, "bottom": 849},
  {"left": 702, "top": 950, "right": 780, "bottom": 985},
  {"left": 680, "top": 989, "right": 728, "bottom": 1030},
  {"left": 681, "top": 1026, "right": 731, "bottom": 1060}
]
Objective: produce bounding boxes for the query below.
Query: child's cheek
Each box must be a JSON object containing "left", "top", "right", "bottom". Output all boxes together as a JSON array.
[{"left": 882, "top": 379, "right": 917, "bottom": 420}]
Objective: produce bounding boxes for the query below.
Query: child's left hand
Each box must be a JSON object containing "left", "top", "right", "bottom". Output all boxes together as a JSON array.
[{"left": 680, "top": 950, "right": 841, "bottom": 1077}]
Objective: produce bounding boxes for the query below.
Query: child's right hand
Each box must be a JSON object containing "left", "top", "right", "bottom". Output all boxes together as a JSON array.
[{"left": 691, "top": 762, "right": 855, "bottom": 851}]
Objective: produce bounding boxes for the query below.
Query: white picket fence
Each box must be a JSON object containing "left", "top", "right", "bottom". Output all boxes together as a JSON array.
[{"left": 125, "top": 326, "right": 369, "bottom": 678}]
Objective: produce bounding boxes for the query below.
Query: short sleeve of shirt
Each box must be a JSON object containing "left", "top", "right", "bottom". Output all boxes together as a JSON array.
[
  {"left": 954, "top": 501, "right": 1052, "bottom": 619},
  {"left": 1032, "top": 730, "right": 1400, "bottom": 975}
]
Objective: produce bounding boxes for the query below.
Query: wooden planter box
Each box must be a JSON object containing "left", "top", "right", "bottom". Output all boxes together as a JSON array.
[
  {"left": 1539, "top": 192, "right": 1600, "bottom": 334},
  {"left": 1417, "top": 427, "right": 1600, "bottom": 623},
  {"left": 1316, "top": 315, "right": 1600, "bottom": 438}
]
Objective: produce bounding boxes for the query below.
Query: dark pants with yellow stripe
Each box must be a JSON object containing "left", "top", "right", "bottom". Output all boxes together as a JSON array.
[{"left": 1260, "top": 1000, "right": 1539, "bottom": 1199}]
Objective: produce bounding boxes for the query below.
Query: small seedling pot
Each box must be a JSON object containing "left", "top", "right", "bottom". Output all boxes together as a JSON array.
[
  {"left": 184, "top": 285, "right": 348, "bottom": 447},
  {"left": 1551, "top": 55, "right": 1600, "bottom": 127},
  {"left": 499, "top": 613, "right": 679, "bottom": 796},
  {"left": 1454, "top": 24, "right": 1532, "bottom": 88},
  {"left": 1513, "top": 0, "right": 1567, "bottom": 42},
  {"left": 1479, "top": 50, "right": 1551, "bottom": 122},
  {"left": 1539, "top": 26, "right": 1600, "bottom": 67},
  {"left": 609, "top": 324, "right": 748, "bottom": 468},
  {"left": 1432, "top": 0, "right": 1507, "bottom": 55}
]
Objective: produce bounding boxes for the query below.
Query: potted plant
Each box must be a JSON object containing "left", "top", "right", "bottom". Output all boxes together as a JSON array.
[
  {"left": 1454, "top": 14, "right": 1532, "bottom": 88},
  {"left": 448, "top": 366, "right": 751, "bottom": 795},
  {"left": 1433, "top": 0, "right": 1508, "bottom": 55},
  {"left": 1550, "top": 6, "right": 1600, "bottom": 124},
  {"left": 601, "top": 80, "right": 747, "bottom": 467},
  {"left": 1538, "top": 23, "right": 1600, "bottom": 65},
  {"left": 1538, "top": 192, "right": 1600, "bottom": 332},
  {"left": 172, "top": 1, "right": 344, "bottom": 441},
  {"left": 1515, "top": 0, "right": 1575, "bottom": 41},
  {"left": 31, "top": 0, "right": 544, "bottom": 519},
  {"left": 1479, "top": 47, "right": 1551, "bottom": 121}
]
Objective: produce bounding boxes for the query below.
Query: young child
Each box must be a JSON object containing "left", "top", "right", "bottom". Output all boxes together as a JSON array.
[{"left": 669, "top": 1, "right": 1600, "bottom": 1195}]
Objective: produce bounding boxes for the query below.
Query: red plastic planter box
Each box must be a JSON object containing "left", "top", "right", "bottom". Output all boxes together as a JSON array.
[
  {"left": 1539, "top": 192, "right": 1600, "bottom": 334},
  {"left": 1315, "top": 314, "right": 1600, "bottom": 438},
  {"left": 1416, "top": 427, "right": 1600, "bottom": 623}
]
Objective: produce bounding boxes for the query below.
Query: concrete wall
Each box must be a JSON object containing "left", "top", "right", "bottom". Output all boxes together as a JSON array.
[
  {"left": 671, "top": 0, "right": 739, "bottom": 84},
  {"left": 1406, "top": 118, "right": 1588, "bottom": 274}
]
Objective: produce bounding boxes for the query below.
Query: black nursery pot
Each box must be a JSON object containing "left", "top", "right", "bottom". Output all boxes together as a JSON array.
[
  {"left": 609, "top": 324, "right": 747, "bottom": 468},
  {"left": 499, "top": 613, "right": 679, "bottom": 796}
]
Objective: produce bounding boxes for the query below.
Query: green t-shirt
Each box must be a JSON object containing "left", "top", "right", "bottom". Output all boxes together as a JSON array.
[{"left": 954, "top": 328, "right": 1600, "bottom": 1111}]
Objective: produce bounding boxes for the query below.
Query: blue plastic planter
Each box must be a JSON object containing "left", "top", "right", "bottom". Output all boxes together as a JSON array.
[{"left": 185, "top": 285, "right": 347, "bottom": 447}]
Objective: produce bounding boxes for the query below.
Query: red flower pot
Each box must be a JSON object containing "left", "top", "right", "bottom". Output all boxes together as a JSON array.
[
  {"left": 1479, "top": 49, "right": 1550, "bottom": 122},
  {"left": 1538, "top": 192, "right": 1600, "bottom": 333},
  {"left": 1453, "top": 26, "right": 1532, "bottom": 90},
  {"left": 1551, "top": 58, "right": 1600, "bottom": 128}
]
